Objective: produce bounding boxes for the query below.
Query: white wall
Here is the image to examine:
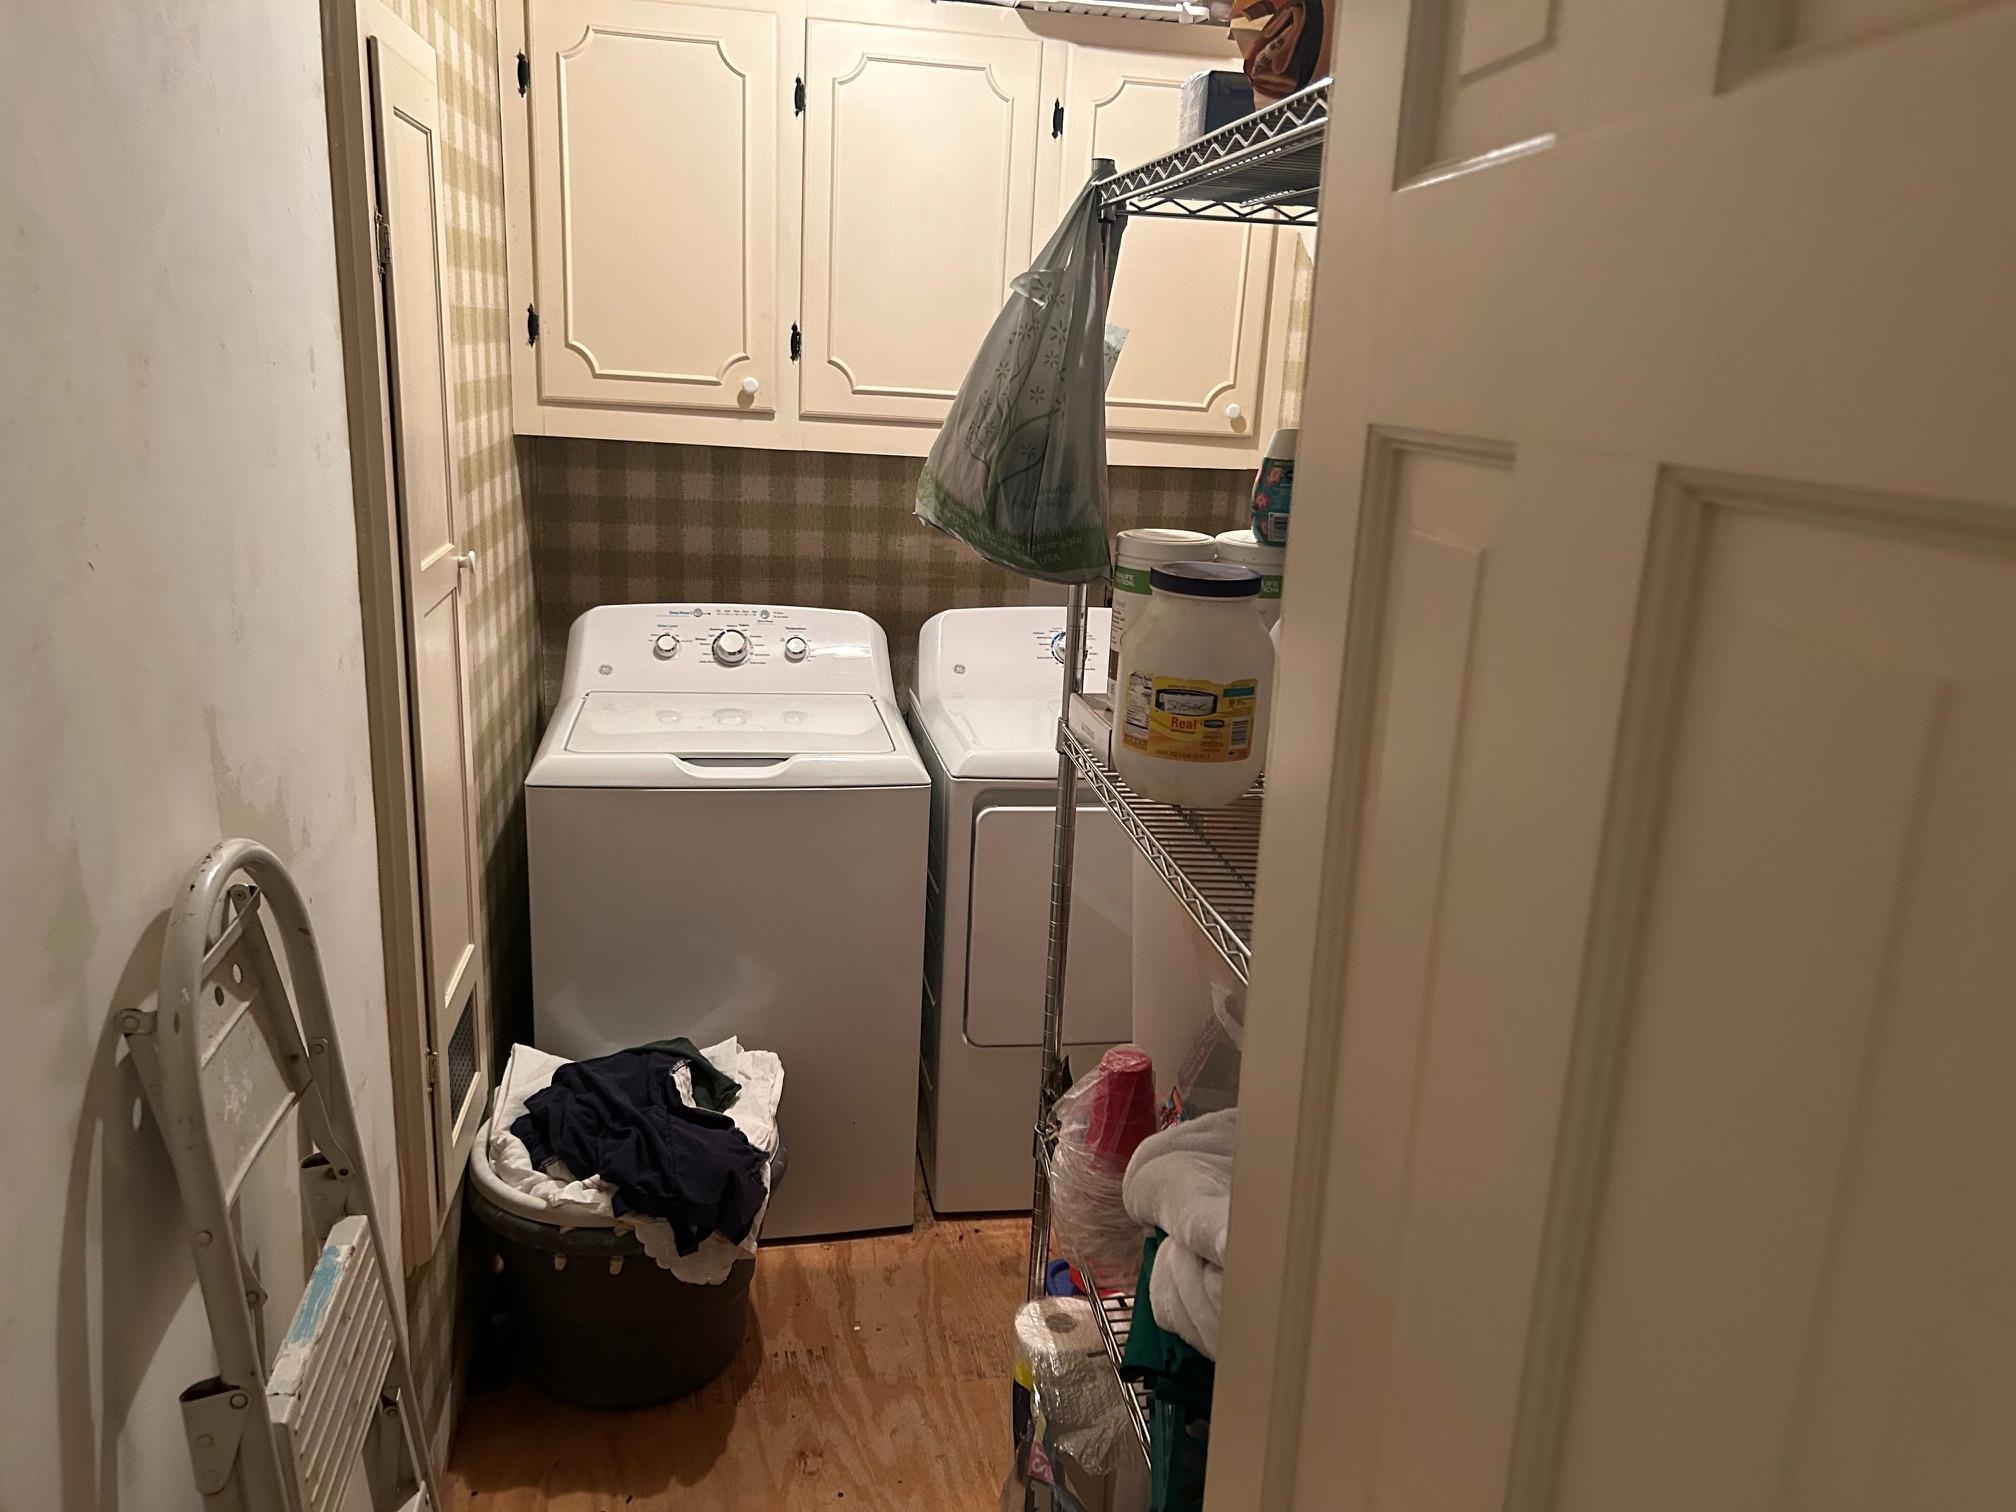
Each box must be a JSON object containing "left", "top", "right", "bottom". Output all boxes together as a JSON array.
[{"left": 0, "top": 4, "right": 398, "bottom": 1507}]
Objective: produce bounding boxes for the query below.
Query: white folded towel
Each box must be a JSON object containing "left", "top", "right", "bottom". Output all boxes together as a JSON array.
[
  {"left": 487, "top": 1038, "right": 784, "bottom": 1285},
  {"left": 1121, "top": 1107, "right": 1236, "bottom": 1269},
  {"left": 1149, "top": 1237, "right": 1223, "bottom": 1360}
]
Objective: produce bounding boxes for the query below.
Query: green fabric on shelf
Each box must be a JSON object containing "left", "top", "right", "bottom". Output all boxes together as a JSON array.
[
  {"left": 1120, "top": 1232, "right": 1214, "bottom": 1512},
  {"left": 631, "top": 1036, "right": 741, "bottom": 1113}
]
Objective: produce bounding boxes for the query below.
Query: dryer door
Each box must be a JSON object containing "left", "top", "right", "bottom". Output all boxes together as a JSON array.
[{"left": 964, "top": 799, "right": 1133, "bottom": 1047}]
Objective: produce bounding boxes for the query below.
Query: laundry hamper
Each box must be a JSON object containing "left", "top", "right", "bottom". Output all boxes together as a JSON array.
[{"left": 466, "top": 1125, "right": 784, "bottom": 1409}]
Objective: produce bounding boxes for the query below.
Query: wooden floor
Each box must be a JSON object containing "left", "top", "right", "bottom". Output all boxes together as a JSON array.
[{"left": 444, "top": 1178, "right": 1027, "bottom": 1510}]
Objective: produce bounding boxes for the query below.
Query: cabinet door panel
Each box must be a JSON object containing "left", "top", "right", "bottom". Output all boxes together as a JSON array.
[
  {"left": 1059, "top": 47, "right": 1275, "bottom": 441},
  {"left": 529, "top": 0, "right": 778, "bottom": 414},
  {"left": 800, "top": 18, "right": 1045, "bottom": 425}
]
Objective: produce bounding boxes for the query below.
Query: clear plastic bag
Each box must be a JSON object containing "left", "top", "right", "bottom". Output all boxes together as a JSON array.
[
  {"left": 1049, "top": 1068, "right": 1151, "bottom": 1292},
  {"left": 915, "top": 165, "right": 1126, "bottom": 583}
]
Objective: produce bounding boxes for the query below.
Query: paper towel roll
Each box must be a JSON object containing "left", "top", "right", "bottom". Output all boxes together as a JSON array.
[
  {"left": 1014, "top": 1296, "right": 1103, "bottom": 1371},
  {"left": 1013, "top": 1298, "right": 1131, "bottom": 1473}
]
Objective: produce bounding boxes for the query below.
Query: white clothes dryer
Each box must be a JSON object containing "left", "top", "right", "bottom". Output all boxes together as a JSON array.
[{"left": 907, "top": 607, "right": 1134, "bottom": 1213}]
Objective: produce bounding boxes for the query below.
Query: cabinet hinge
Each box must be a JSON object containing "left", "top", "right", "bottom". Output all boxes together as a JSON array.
[
  {"left": 516, "top": 51, "right": 530, "bottom": 97},
  {"left": 424, "top": 1048, "right": 440, "bottom": 1090},
  {"left": 793, "top": 76, "right": 806, "bottom": 116},
  {"left": 526, "top": 304, "right": 540, "bottom": 345},
  {"left": 789, "top": 322, "right": 801, "bottom": 362},
  {"left": 1052, "top": 99, "right": 1064, "bottom": 138},
  {"left": 373, "top": 208, "right": 392, "bottom": 273}
]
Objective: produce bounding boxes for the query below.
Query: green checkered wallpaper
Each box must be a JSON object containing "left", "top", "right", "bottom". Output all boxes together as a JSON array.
[
  {"left": 379, "top": 0, "right": 541, "bottom": 1450},
  {"left": 526, "top": 441, "right": 1254, "bottom": 699}
]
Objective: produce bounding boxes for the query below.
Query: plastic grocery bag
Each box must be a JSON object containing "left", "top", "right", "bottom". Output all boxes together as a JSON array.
[{"left": 915, "top": 164, "right": 1126, "bottom": 583}]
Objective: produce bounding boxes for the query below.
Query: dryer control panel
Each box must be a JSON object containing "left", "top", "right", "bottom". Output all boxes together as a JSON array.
[
  {"left": 558, "top": 603, "right": 898, "bottom": 702},
  {"left": 913, "top": 606, "right": 1112, "bottom": 710}
]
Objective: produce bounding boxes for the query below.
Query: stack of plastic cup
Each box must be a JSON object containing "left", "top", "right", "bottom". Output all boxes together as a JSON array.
[{"left": 1084, "top": 1045, "right": 1158, "bottom": 1175}]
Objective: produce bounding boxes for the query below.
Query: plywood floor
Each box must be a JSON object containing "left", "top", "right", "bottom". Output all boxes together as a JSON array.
[{"left": 445, "top": 1179, "right": 1027, "bottom": 1510}]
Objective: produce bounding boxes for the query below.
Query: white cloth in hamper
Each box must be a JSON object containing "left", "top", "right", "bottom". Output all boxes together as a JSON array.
[
  {"left": 488, "top": 1038, "right": 784, "bottom": 1284},
  {"left": 1149, "top": 1236, "right": 1224, "bottom": 1361},
  {"left": 1121, "top": 1107, "right": 1236, "bottom": 1267}
]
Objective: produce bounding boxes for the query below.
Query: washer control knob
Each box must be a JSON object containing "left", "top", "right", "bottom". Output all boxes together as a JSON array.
[
  {"left": 783, "top": 635, "right": 810, "bottom": 663},
  {"left": 651, "top": 633, "right": 679, "bottom": 660},
  {"left": 712, "top": 628, "right": 751, "bottom": 666},
  {"left": 1049, "top": 631, "right": 1067, "bottom": 665}
]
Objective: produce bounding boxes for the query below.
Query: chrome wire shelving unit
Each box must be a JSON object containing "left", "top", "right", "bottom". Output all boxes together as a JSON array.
[
  {"left": 1039, "top": 722, "right": 1261, "bottom": 1464},
  {"left": 1021, "top": 78, "right": 1327, "bottom": 1477}
]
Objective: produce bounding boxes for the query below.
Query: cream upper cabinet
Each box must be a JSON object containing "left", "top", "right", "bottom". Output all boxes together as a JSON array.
[
  {"left": 500, "top": 0, "right": 1290, "bottom": 464},
  {"left": 797, "top": 16, "right": 1047, "bottom": 428},
  {"left": 525, "top": 0, "right": 784, "bottom": 424},
  {"left": 1056, "top": 43, "right": 1276, "bottom": 449}
]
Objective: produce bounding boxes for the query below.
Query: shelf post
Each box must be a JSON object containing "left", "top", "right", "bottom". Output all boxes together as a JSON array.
[
  {"left": 1026, "top": 186, "right": 1124, "bottom": 1302},
  {"left": 1026, "top": 579, "right": 1087, "bottom": 1301}
]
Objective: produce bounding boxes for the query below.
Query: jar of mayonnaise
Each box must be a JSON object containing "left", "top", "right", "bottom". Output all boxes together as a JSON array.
[{"left": 1115, "top": 561, "right": 1274, "bottom": 809}]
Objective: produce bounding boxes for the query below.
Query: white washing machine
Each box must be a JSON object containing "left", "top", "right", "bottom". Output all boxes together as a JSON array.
[
  {"left": 527, "top": 603, "right": 929, "bottom": 1238},
  {"left": 907, "top": 607, "right": 1134, "bottom": 1214}
]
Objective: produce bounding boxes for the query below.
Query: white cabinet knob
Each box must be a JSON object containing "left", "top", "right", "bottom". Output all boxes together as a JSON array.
[
  {"left": 1224, "top": 402, "right": 1244, "bottom": 424},
  {"left": 741, "top": 375, "right": 761, "bottom": 397},
  {"left": 457, "top": 549, "right": 478, "bottom": 574}
]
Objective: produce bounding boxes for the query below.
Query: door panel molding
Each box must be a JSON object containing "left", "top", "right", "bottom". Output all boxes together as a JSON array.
[
  {"left": 1060, "top": 45, "right": 1277, "bottom": 438},
  {"left": 533, "top": 0, "right": 779, "bottom": 410},
  {"left": 801, "top": 20, "right": 1043, "bottom": 423},
  {"left": 324, "top": 0, "right": 491, "bottom": 1258},
  {"left": 1505, "top": 464, "right": 2016, "bottom": 1512},
  {"left": 557, "top": 25, "right": 757, "bottom": 385}
]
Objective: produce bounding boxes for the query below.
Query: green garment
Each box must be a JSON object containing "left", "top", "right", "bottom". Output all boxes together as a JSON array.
[
  {"left": 1119, "top": 1232, "right": 1214, "bottom": 1512},
  {"left": 632, "top": 1036, "right": 741, "bottom": 1113}
]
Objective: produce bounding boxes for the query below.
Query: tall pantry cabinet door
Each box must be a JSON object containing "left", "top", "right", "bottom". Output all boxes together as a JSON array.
[
  {"left": 799, "top": 18, "right": 1047, "bottom": 426},
  {"left": 1058, "top": 45, "right": 1276, "bottom": 446},
  {"left": 527, "top": 0, "right": 782, "bottom": 416}
]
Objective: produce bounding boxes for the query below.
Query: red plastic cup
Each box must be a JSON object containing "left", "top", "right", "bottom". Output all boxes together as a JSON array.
[{"left": 1085, "top": 1045, "right": 1157, "bottom": 1175}]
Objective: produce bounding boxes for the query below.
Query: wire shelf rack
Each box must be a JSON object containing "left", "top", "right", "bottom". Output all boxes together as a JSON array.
[
  {"left": 1098, "top": 79, "right": 1330, "bottom": 225},
  {"left": 1091, "top": 1283, "right": 1151, "bottom": 1454},
  {"left": 1058, "top": 720, "right": 1261, "bottom": 985}
]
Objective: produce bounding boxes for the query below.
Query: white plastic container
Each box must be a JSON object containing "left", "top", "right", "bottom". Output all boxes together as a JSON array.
[
  {"left": 1108, "top": 527, "right": 1215, "bottom": 701},
  {"left": 1115, "top": 562, "right": 1274, "bottom": 809},
  {"left": 1213, "top": 528, "right": 1286, "bottom": 629}
]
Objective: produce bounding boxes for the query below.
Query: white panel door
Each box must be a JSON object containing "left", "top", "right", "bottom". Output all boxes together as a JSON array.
[
  {"left": 528, "top": 0, "right": 780, "bottom": 416},
  {"left": 1213, "top": 1, "right": 2016, "bottom": 1508},
  {"left": 1058, "top": 45, "right": 1276, "bottom": 443},
  {"left": 799, "top": 18, "right": 1046, "bottom": 425},
  {"left": 370, "top": 39, "right": 489, "bottom": 1185}
]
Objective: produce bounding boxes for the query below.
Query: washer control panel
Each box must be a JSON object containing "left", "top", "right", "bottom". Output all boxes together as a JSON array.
[{"left": 561, "top": 603, "right": 895, "bottom": 700}]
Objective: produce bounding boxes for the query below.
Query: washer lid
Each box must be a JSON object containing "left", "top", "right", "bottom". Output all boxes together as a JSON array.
[{"left": 566, "top": 691, "right": 895, "bottom": 757}]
